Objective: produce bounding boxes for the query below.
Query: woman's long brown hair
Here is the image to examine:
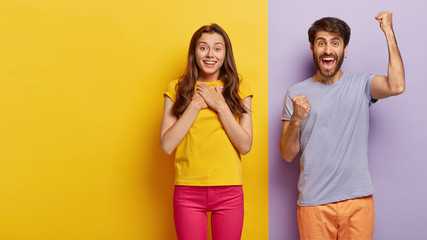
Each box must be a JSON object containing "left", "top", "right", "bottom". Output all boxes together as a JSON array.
[{"left": 172, "top": 24, "right": 247, "bottom": 117}]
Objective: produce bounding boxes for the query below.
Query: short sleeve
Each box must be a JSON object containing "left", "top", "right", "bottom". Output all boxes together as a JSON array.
[
  {"left": 164, "top": 79, "right": 179, "bottom": 102},
  {"left": 281, "top": 90, "right": 293, "bottom": 121},
  {"left": 238, "top": 80, "right": 253, "bottom": 99},
  {"left": 364, "top": 73, "right": 377, "bottom": 106}
]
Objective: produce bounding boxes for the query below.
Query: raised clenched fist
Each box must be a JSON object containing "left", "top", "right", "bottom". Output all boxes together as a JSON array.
[
  {"left": 375, "top": 11, "right": 393, "bottom": 33},
  {"left": 291, "top": 95, "right": 311, "bottom": 123}
]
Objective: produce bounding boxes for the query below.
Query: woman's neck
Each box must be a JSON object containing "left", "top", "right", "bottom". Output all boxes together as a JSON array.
[{"left": 198, "top": 72, "right": 220, "bottom": 82}]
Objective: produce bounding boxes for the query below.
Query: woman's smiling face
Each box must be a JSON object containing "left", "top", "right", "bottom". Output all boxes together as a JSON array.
[{"left": 195, "top": 32, "right": 226, "bottom": 81}]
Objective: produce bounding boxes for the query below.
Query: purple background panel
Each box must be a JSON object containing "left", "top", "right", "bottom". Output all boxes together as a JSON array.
[{"left": 268, "top": 0, "right": 427, "bottom": 239}]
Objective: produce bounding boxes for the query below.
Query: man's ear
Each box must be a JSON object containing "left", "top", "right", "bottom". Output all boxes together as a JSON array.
[
  {"left": 310, "top": 43, "right": 314, "bottom": 54},
  {"left": 344, "top": 45, "right": 348, "bottom": 55}
]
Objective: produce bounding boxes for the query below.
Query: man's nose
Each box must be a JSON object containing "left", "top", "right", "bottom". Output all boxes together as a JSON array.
[{"left": 324, "top": 44, "right": 332, "bottom": 54}]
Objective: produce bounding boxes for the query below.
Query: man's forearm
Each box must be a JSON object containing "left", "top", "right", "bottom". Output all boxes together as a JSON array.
[
  {"left": 280, "top": 120, "right": 302, "bottom": 162},
  {"left": 385, "top": 28, "right": 405, "bottom": 94}
]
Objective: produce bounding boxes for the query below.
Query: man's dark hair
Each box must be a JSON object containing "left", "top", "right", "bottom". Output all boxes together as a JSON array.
[{"left": 308, "top": 17, "right": 351, "bottom": 47}]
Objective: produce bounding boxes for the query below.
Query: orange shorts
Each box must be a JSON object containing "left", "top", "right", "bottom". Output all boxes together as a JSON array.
[{"left": 297, "top": 195, "right": 375, "bottom": 240}]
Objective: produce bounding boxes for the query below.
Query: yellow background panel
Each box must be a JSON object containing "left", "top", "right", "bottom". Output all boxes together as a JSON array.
[{"left": 0, "top": 0, "right": 268, "bottom": 239}]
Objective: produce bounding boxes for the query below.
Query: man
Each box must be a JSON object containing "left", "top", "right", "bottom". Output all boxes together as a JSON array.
[{"left": 279, "top": 11, "right": 404, "bottom": 239}]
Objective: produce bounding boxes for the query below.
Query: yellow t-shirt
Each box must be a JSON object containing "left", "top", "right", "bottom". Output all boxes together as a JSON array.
[{"left": 164, "top": 79, "right": 252, "bottom": 186}]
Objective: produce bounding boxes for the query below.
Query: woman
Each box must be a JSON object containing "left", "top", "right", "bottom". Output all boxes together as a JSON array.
[{"left": 160, "top": 23, "right": 253, "bottom": 240}]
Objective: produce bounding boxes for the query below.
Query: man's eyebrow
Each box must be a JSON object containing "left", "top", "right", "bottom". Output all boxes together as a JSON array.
[{"left": 315, "top": 37, "right": 342, "bottom": 42}]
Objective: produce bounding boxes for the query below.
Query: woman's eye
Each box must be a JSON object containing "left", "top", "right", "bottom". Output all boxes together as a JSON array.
[
  {"left": 215, "top": 48, "right": 221, "bottom": 51},
  {"left": 200, "top": 46, "right": 206, "bottom": 50}
]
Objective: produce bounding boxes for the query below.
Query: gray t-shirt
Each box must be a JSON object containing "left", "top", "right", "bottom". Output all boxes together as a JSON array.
[{"left": 282, "top": 72, "right": 376, "bottom": 206}]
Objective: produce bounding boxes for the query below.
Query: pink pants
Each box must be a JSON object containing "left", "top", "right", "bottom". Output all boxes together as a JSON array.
[{"left": 173, "top": 185, "right": 244, "bottom": 240}]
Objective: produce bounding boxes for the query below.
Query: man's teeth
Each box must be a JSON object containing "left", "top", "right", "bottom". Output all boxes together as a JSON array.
[{"left": 322, "top": 57, "right": 334, "bottom": 61}]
